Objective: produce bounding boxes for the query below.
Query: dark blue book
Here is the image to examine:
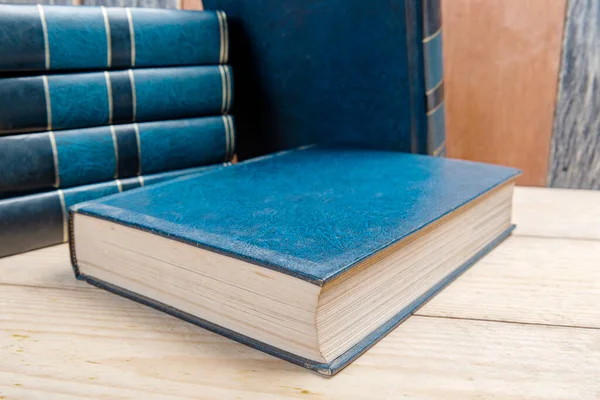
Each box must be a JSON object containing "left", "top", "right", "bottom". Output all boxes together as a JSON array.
[
  {"left": 0, "top": 115, "right": 235, "bottom": 198},
  {"left": 69, "top": 147, "right": 519, "bottom": 375},
  {"left": 0, "top": 65, "right": 232, "bottom": 135},
  {"left": 0, "top": 163, "right": 229, "bottom": 258},
  {"left": 203, "top": 0, "right": 445, "bottom": 159},
  {"left": 0, "top": 5, "right": 227, "bottom": 71}
]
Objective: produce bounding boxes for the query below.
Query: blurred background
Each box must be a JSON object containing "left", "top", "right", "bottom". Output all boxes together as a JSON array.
[{"left": 2, "top": 0, "right": 597, "bottom": 189}]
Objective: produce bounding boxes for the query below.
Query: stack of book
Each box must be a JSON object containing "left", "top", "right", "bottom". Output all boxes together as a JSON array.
[{"left": 0, "top": 5, "right": 234, "bottom": 257}]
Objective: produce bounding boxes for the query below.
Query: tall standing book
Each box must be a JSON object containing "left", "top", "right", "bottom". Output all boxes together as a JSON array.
[
  {"left": 203, "top": 0, "right": 445, "bottom": 159},
  {"left": 69, "top": 147, "right": 519, "bottom": 375},
  {"left": 0, "top": 5, "right": 228, "bottom": 71}
]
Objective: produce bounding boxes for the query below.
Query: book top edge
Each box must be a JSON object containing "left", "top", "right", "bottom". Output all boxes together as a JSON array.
[{"left": 72, "top": 147, "right": 520, "bottom": 286}]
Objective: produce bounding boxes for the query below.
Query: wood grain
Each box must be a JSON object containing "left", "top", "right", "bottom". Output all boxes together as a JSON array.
[
  {"left": 417, "top": 235, "right": 600, "bottom": 327},
  {"left": 442, "top": 0, "right": 566, "bottom": 186},
  {"left": 512, "top": 187, "right": 600, "bottom": 239},
  {"left": 180, "top": 0, "right": 202, "bottom": 10},
  {"left": 548, "top": 0, "right": 600, "bottom": 189},
  {"left": 2, "top": 285, "right": 599, "bottom": 399}
]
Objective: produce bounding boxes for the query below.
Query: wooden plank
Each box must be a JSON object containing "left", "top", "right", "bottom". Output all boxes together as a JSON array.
[
  {"left": 512, "top": 187, "right": 600, "bottom": 239},
  {"left": 548, "top": 0, "right": 600, "bottom": 189},
  {"left": 1, "top": 285, "right": 599, "bottom": 399},
  {"left": 442, "top": 0, "right": 566, "bottom": 186},
  {"left": 0, "top": 245, "right": 84, "bottom": 290},
  {"left": 180, "top": 0, "right": 202, "bottom": 10},
  {"left": 417, "top": 235, "right": 600, "bottom": 327}
]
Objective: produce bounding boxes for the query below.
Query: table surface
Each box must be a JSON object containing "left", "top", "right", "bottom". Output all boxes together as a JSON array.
[{"left": 1, "top": 187, "right": 600, "bottom": 399}]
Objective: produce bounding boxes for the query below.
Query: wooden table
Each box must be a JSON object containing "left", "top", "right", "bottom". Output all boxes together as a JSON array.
[{"left": 2, "top": 187, "right": 600, "bottom": 399}]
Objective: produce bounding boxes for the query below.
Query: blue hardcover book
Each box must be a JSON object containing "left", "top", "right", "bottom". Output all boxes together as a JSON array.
[
  {"left": 0, "top": 115, "right": 235, "bottom": 198},
  {"left": 0, "top": 163, "right": 229, "bottom": 258},
  {"left": 0, "top": 65, "right": 232, "bottom": 135},
  {"left": 203, "top": 0, "right": 445, "bottom": 159},
  {"left": 0, "top": 5, "right": 227, "bottom": 71},
  {"left": 69, "top": 147, "right": 519, "bottom": 375}
]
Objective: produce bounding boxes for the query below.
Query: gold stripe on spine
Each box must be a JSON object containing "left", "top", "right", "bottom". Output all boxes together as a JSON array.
[
  {"left": 227, "top": 115, "right": 235, "bottom": 160},
  {"left": 218, "top": 65, "right": 227, "bottom": 113},
  {"left": 432, "top": 140, "right": 446, "bottom": 156},
  {"left": 221, "top": 11, "right": 229, "bottom": 64},
  {"left": 42, "top": 76, "right": 52, "bottom": 130},
  {"left": 116, "top": 179, "right": 123, "bottom": 192},
  {"left": 426, "top": 78, "right": 443, "bottom": 95},
  {"left": 48, "top": 132, "right": 60, "bottom": 188},
  {"left": 138, "top": 175, "right": 145, "bottom": 187},
  {"left": 422, "top": 26, "right": 442, "bottom": 43},
  {"left": 104, "top": 72, "right": 114, "bottom": 124},
  {"left": 57, "top": 189, "right": 68, "bottom": 242},
  {"left": 110, "top": 125, "right": 119, "bottom": 179},
  {"left": 426, "top": 99, "right": 444, "bottom": 116},
  {"left": 224, "top": 66, "right": 232, "bottom": 112},
  {"left": 216, "top": 10, "right": 225, "bottom": 64},
  {"left": 222, "top": 115, "right": 230, "bottom": 161},
  {"left": 128, "top": 69, "right": 137, "bottom": 121},
  {"left": 126, "top": 8, "right": 136, "bottom": 67},
  {"left": 37, "top": 5, "right": 50, "bottom": 70},
  {"left": 134, "top": 122, "right": 142, "bottom": 175},
  {"left": 101, "top": 6, "right": 112, "bottom": 68}
]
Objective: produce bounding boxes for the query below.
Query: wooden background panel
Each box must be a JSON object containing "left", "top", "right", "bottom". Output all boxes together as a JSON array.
[
  {"left": 442, "top": 0, "right": 566, "bottom": 186},
  {"left": 549, "top": 0, "right": 600, "bottom": 190}
]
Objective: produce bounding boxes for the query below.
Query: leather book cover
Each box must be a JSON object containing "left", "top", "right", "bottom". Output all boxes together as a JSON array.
[{"left": 70, "top": 147, "right": 519, "bottom": 374}]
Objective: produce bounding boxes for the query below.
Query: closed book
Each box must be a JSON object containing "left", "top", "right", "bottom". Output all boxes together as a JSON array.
[
  {"left": 0, "top": 65, "right": 233, "bottom": 136},
  {"left": 0, "top": 163, "right": 229, "bottom": 258},
  {"left": 0, "top": 116, "right": 235, "bottom": 198},
  {"left": 69, "top": 147, "right": 519, "bottom": 375},
  {"left": 203, "top": 0, "right": 445, "bottom": 159},
  {"left": 0, "top": 5, "right": 227, "bottom": 71}
]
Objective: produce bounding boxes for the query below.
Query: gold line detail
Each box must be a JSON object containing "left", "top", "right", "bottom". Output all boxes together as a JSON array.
[
  {"left": 426, "top": 99, "right": 445, "bottom": 116},
  {"left": 221, "top": 11, "right": 229, "bottom": 64},
  {"left": 216, "top": 10, "right": 225, "bottom": 64},
  {"left": 227, "top": 115, "right": 235, "bottom": 160},
  {"left": 224, "top": 66, "right": 232, "bottom": 113},
  {"left": 128, "top": 69, "right": 137, "bottom": 121},
  {"left": 37, "top": 5, "right": 50, "bottom": 70},
  {"left": 222, "top": 115, "right": 230, "bottom": 161},
  {"left": 48, "top": 132, "right": 60, "bottom": 188},
  {"left": 104, "top": 72, "right": 114, "bottom": 124},
  {"left": 422, "top": 26, "right": 442, "bottom": 43},
  {"left": 42, "top": 76, "right": 52, "bottom": 130},
  {"left": 218, "top": 65, "right": 227, "bottom": 113},
  {"left": 110, "top": 125, "right": 119, "bottom": 179},
  {"left": 101, "top": 7, "right": 112, "bottom": 68},
  {"left": 57, "top": 189, "right": 68, "bottom": 242},
  {"left": 116, "top": 179, "right": 123, "bottom": 192},
  {"left": 134, "top": 123, "right": 142, "bottom": 175},
  {"left": 138, "top": 175, "right": 144, "bottom": 187},
  {"left": 426, "top": 79, "right": 443, "bottom": 95},
  {"left": 432, "top": 140, "right": 446, "bottom": 156},
  {"left": 126, "top": 8, "right": 136, "bottom": 67}
]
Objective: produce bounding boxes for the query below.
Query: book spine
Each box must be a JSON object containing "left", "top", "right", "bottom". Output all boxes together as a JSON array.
[
  {"left": 0, "top": 163, "right": 229, "bottom": 258},
  {"left": 0, "top": 5, "right": 227, "bottom": 71},
  {"left": 422, "top": 0, "right": 446, "bottom": 157},
  {"left": 0, "top": 65, "right": 232, "bottom": 136},
  {"left": 0, "top": 115, "right": 235, "bottom": 198}
]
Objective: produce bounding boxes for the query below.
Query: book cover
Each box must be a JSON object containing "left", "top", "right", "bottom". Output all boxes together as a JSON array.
[
  {"left": 70, "top": 147, "right": 519, "bottom": 375},
  {"left": 0, "top": 163, "right": 229, "bottom": 258},
  {"left": 0, "top": 5, "right": 227, "bottom": 71},
  {"left": 203, "top": 0, "right": 445, "bottom": 159},
  {"left": 0, "top": 65, "right": 232, "bottom": 136},
  {"left": 0, "top": 116, "right": 235, "bottom": 198}
]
